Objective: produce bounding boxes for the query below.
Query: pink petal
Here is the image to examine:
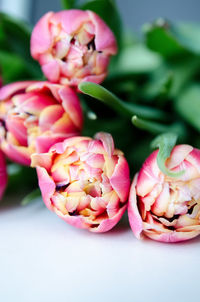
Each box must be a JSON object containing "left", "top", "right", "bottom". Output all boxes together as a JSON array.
[
  {"left": 27, "top": 82, "right": 60, "bottom": 101},
  {"left": 52, "top": 10, "right": 90, "bottom": 35},
  {"left": 18, "top": 92, "right": 56, "bottom": 115},
  {"left": 0, "top": 81, "right": 35, "bottom": 100},
  {"left": 88, "top": 10, "right": 117, "bottom": 54},
  {"left": 95, "top": 53, "right": 109, "bottom": 74},
  {"left": 167, "top": 144, "right": 193, "bottom": 169},
  {"left": 6, "top": 114, "right": 27, "bottom": 146},
  {"left": 186, "top": 147, "right": 200, "bottom": 174},
  {"left": 58, "top": 86, "right": 83, "bottom": 130},
  {"left": 42, "top": 60, "right": 60, "bottom": 82},
  {"left": 90, "top": 204, "right": 127, "bottom": 233},
  {"left": 110, "top": 156, "right": 130, "bottom": 202},
  {"left": 136, "top": 150, "right": 161, "bottom": 197},
  {"left": 144, "top": 229, "right": 200, "bottom": 243},
  {"left": 0, "top": 151, "right": 7, "bottom": 200},
  {"left": 31, "top": 152, "right": 53, "bottom": 171},
  {"left": 36, "top": 167, "right": 55, "bottom": 210},
  {"left": 39, "top": 104, "right": 64, "bottom": 132},
  {"left": 55, "top": 211, "right": 91, "bottom": 230},
  {"left": 31, "top": 12, "right": 54, "bottom": 59},
  {"left": 35, "top": 133, "right": 70, "bottom": 153},
  {"left": 50, "top": 137, "right": 89, "bottom": 155},
  {"left": 1, "top": 141, "right": 31, "bottom": 166},
  {"left": 95, "top": 132, "right": 114, "bottom": 157},
  {"left": 51, "top": 113, "right": 78, "bottom": 134},
  {"left": 85, "top": 153, "right": 104, "bottom": 169},
  {"left": 128, "top": 174, "right": 143, "bottom": 239},
  {"left": 80, "top": 73, "right": 106, "bottom": 86}
]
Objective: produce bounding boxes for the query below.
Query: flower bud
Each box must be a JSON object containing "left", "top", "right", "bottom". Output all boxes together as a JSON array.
[
  {"left": 32, "top": 133, "right": 130, "bottom": 232},
  {"left": 128, "top": 145, "right": 200, "bottom": 242},
  {"left": 0, "top": 81, "right": 83, "bottom": 166},
  {"left": 31, "top": 10, "right": 117, "bottom": 88},
  {"left": 0, "top": 150, "right": 7, "bottom": 200}
]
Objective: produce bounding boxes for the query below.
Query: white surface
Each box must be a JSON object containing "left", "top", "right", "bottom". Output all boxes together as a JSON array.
[{"left": 0, "top": 195, "right": 199, "bottom": 302}]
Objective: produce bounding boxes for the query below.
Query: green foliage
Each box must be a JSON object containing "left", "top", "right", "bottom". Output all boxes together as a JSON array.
[
  {"left": 175, "top": 84, "right": 200, "bottom": 131},
  {"left": 170, "top": 22, "right": 200, "bottom": 55},
  {"left": 0, "top": 13, "right": 42, "bottom": 83},
  {"left": 79, "top": 82, "right": 169, "bottom": 121},
  {"left": 0, "top": 51, "right": 29, "bottom": 82},
  {"left": 61, "top": 0, "right": 76, "bottom": 9},
  {"left": 110, "top": 44, "right": 162, "bottom": 75},
  {"left": 144, "top": 19, "right": 187, "bottom": 58},
  {"left": 151, "top": 133, "right": 185, "bottom": 177},
  {"left": 2, "top": 0, "right": 200, "bottom": 192},
  {"left": 21, "top": 189, "right": 41, "bottom": 206},
  {"left": 6, "top": 164, "right": 38, "bottom": 191},
  {"left": 78, "top": 10, "right": 200, "bottom": 174}
]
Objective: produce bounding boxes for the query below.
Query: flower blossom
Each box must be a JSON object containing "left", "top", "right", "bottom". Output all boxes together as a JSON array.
[
  {"left": 31, "top": 9, "right": 117, "bottom": 88},
  {"left": 0, "top": 81, "right": 83, "bottom": 166},
  {"left": 128, "top": 145, "right": 200, "bottom": 242},
  {"left": 32, "top": 132, "right": 130, "bottom": 232}
]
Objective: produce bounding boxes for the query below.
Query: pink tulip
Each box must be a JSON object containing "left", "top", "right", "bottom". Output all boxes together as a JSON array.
[
  {"left": 32, "top": 132, "right": 130, "bottom": 232},
  {"left": 0, "top": 150, "right": 7, "bottom": 200},
  {"left": 0, "top": 81, "right": 83, "bottom": 166},
  {"left": 128, "top": 145, "right": 200, "bottom": 243},
  {"left": 31, "top": 10, "right": 117, "bottom": 88}
]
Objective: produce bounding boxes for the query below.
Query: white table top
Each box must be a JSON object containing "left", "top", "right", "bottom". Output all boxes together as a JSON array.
[{"left": 0, "top": 194, "right": 199, "bottom": 302}]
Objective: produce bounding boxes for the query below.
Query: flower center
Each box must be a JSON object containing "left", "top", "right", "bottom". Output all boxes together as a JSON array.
[{"left": 147, "top": 178, "right": 200, "bottom": 229}]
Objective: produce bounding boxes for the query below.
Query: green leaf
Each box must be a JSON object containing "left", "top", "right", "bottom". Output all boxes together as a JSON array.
[
  {"left": 170, "top": 57, "right": 200, "bottom": 97},
  {"left": 144, "top": 68, "right": 173, "bottom": 100},
  {"left": 79, "top": 82, "right": 169, "bottom": 121},
  {"left": 0, "top": 13, "right": 42, "bottom": 79},
  {"left": 61, "top": 0, "right": 76, "bottom": 9},
  {"left": 80, "top": 0, "right": 122, "bottom": 48},
  {"left": 132, "top": 116, "right": 186, "bottom": 138},
  {"left": 151, "top": 133, "right": 185, "bottom": 177},
  {"left": 0, "top": 50, "right": 28, "bottom": 83},
  {"left": 21, "top": 189, "right": 41, "bottom": 206},
  {"left": 7, "top": 164, "right": 38, "bottom": 191},
  {"left": 144, "top": 56, "right": 200, "bottom": 100},
  {"left": 145, "top": 19, "right": 200, "bottom": 58},
  {"left": 110, "top": 44, "right": 162, "bottom": 75},
  {"left": 170, "top": 22, "right": 200, "bottom": 55},
  {"left": 144, "top": 19, "right": 186, "bottom": 58},
  {"left": 175, "top": 84, "right": 200, "bottom": 131}
]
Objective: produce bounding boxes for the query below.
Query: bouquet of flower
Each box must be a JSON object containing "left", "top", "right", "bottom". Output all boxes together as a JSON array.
[{"left": 0, "top": 0, "right": 200, "bottom": 243}]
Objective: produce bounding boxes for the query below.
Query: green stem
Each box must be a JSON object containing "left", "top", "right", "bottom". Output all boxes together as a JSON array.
[
  {"left": 79, "top": 82, "right": 169, "bottom": 122},
  {"left": 21, "top": 188, "right": 41, "bottom": 206},
  {"left": 132, "top": 115, "right": 185, "bottom": 138},
  {"left": 151, "top": 133, "right": 185, "bottom": 178}
]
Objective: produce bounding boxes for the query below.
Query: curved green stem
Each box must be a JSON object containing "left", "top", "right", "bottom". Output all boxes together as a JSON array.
[
  {"left": 151, "top": 133, "right": 185, "bottom": 178},
  {"left": 21, "top": 188, "right": 41, "bottom": 206},
  {"left": 79, "top": 82, "right": 169, "bottom": 121},
  {"left": 132, "top": 115, "right": 185, "bottom": 137}
]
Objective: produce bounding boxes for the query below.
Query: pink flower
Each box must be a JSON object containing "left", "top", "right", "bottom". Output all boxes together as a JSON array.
[
  {"left": 31, "top": 10, "right": 117, "bottom": 88},
  {"left": 128, "top": 145, "right": 200, "bottom": 243},
  {"left": 32, "top": 132, "right": 130, "bottom": 232},
  {"left": 0, "top": 150, "right": 7, "bottom": 200},
  {"left": 0, "top": 81, "right": 83, "bottom": 166}
]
